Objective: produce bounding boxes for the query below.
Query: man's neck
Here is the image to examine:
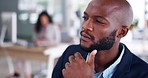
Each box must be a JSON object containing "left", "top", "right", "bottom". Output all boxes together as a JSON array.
[{"left": 94, "top": 43, "right": 120, "bottom": 72}]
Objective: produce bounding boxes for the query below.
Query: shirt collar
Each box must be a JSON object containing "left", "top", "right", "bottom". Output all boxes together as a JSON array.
[
  {"left": 102, "top": 45, "right": 125, "bottom": 78},
  {"left": 91, "top": 44, "right": 125, "bottom": 78}
]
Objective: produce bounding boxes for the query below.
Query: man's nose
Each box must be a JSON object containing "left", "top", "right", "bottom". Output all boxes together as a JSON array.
[{"left": 82, "top": 19, "right": 94, "bottom": 31}]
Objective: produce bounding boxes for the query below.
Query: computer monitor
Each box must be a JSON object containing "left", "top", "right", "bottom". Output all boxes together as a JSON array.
[{"left": 0, "top": 12, "right": 17, "bottom": 46}]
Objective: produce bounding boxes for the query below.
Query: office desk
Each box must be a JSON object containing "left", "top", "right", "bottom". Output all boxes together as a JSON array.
[
  {"left": 0, "top": 44, "right": 50, "bottom": 75},
  {"left": 0, "top": 43, "right": 69, "bottom": 78},
  {"left": 44, "top": 43, "right": 69, "bottom": 78},
  {"left": 0, "top": 45, "right": 48, "bottom": 61}
]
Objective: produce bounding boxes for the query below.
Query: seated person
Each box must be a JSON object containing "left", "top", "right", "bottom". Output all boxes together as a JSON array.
[
  {"left": 33, "top": 11, "right": 61, "bottom": 46},
  {"left": 52, "top": 0, "right": 148, "bottom": 78}
]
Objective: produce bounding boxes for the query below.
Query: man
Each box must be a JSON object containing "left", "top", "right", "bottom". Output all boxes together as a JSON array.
[{"left": 52, "top": 0, "right": 148, "bottom": 78}]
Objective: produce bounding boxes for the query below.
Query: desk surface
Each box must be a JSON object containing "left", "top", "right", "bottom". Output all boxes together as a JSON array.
[{"left": 0, "top": 45, "right": 49, "bottom": 61}]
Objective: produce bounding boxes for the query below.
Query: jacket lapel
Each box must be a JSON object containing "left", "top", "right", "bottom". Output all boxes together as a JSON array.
[{"left": 112, "top": 43, "right": 133, "bottom": 78}]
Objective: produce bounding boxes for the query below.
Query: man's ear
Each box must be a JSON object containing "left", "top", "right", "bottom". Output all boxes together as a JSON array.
[{"left": 117, "top": 26, "right": 129, "bottom": 38}]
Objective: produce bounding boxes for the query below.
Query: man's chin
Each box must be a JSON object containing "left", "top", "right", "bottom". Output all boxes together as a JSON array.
[{"left": 80, "top": 43, "right": 93, "bottom": 52}]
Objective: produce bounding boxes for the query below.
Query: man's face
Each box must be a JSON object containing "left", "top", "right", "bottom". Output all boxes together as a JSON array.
[{"left": 80, "top": 0, "right": 119, "bottom": 52}]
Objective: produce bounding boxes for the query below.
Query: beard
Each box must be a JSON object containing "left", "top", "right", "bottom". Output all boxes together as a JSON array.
[{"left": 80, "top": 30, "right": 117, "bottom": 52}]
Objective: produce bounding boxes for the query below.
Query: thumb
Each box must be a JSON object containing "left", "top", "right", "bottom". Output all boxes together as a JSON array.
[{"left": 87, "top": 50, "right": 97, "bottom": 69}]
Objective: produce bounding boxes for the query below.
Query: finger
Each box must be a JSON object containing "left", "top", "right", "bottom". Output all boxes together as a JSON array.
[
  {"left": 69, "top": 55, "right": 75, "bottom": 63},
  {"left": 62, "top": 68, "right": 66, "bottom": 74},
  {"left": 87, "top": 50, "right": 97, "bottom": 69},
  {"left": 65, "top": 62, "right": 70, "bottom": 69},
  {"left": 74, "top": 52, "right": 84, "bottom": 61},
  {"left": 62, "top": 68, "right": 66, "bottom": 76}
]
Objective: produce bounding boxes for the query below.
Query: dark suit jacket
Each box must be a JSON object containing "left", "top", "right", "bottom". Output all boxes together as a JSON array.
[{"left": 52, "top": 43, "right": 148, "bottom": 78}]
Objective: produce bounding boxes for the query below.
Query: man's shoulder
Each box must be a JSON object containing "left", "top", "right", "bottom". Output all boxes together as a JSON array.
[
  {"left": 124, "top": 45, "right": 148, "bottom": 67},
  {"left": 131, "top": 53, "right": 148, "bottom": 68},
  {"left": 130, "top": 54, "right": 148, "bottom": 77},
  {"left": 63, "top": 44, "right": 88, "bottom": 57},
  {"left": 65, "top": 44, "right": 85, "bottom": 53},
  {"left": 125, "top": 49, "right": 148, "bottom": 71},
  {"left": 66, "top": 44, "right": 81, "bottom": 49},
  {"left": 120, "top": 43, "right": 148, "bottom": 71}
]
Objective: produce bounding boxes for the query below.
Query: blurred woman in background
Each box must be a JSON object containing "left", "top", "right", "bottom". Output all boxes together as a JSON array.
[{"left": 33, "top": 11, "right": 61, "bottom": 46}]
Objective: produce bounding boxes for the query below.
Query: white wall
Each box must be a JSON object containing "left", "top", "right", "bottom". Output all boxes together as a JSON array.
[{"left": 128, "top": 0, "right": 145, "bottom": 29}]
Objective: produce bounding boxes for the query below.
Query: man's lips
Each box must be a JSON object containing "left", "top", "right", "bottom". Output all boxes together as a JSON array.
[{"left": 81, "top": 32, "right": 94, "bottom": 42}]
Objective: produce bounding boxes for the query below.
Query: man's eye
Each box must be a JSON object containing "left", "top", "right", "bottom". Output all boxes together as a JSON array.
[
  {"left": 82, "top": 16, "right": 88, "bottom": 21},
  {"left": 96, "top": 20, "right": 105, "bottom": 24}
]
